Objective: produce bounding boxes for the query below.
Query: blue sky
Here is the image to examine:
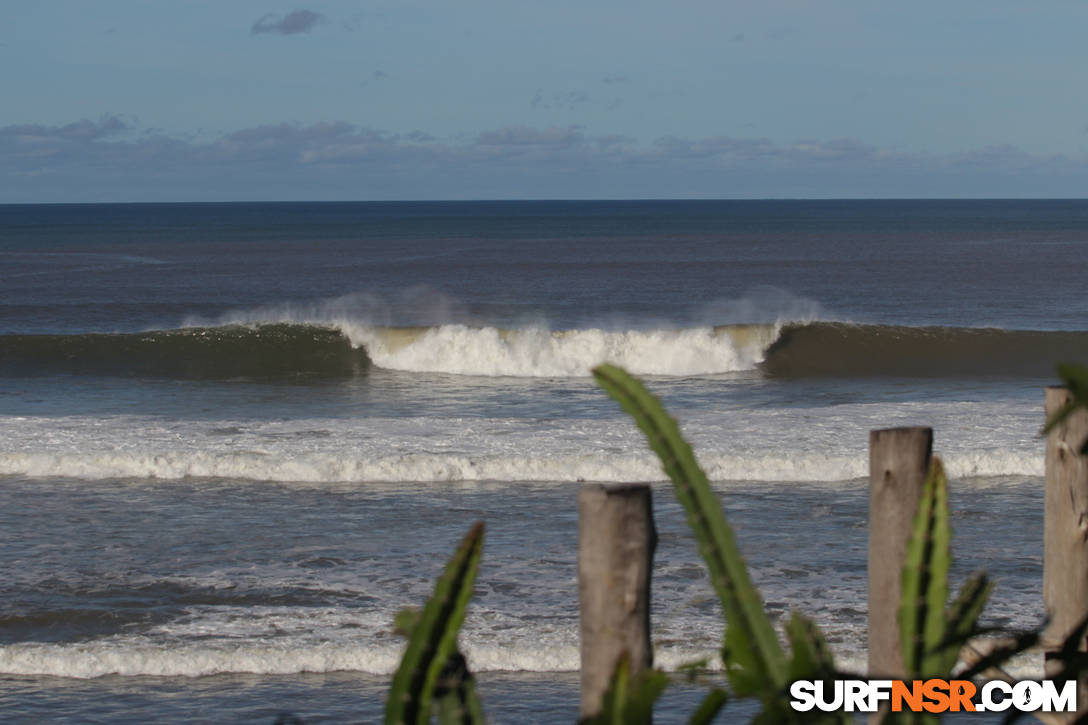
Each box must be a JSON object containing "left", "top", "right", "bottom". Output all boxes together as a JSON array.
[{"left": 4, "top": 1, "right": 1088, "bottom": 201}]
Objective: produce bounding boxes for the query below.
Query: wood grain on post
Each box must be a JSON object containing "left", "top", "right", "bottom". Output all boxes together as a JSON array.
[
  {"left": 578, "top": 483, "right": 656, "bottom": 719},
  {"left": 868, "top": 426, "right": 933, "bottom": 679},
  {"left": 1044, "top": 387, "right": 1088, "bottom": 692}
]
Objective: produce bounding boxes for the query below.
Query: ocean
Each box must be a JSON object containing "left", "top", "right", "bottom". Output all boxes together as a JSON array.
[{"left": 1, "top": 200, "right": 1086, "bottom": 722}]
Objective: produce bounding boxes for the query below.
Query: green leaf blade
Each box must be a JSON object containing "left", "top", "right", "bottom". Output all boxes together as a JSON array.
[
  {"left": 592, "top": 364, "right": 787, "bottom": 697},
  {"left": 688, "top": 688, "right": 728, "bottom": 725},
  {"left": 898, "top": 459, "right": 951, "bottom": 677},
  {"left": 385, "top": 522, "right": 485, "bottom": 725},
  {"left": 938, "top": 571, "right": 992, "bottom": 673}
]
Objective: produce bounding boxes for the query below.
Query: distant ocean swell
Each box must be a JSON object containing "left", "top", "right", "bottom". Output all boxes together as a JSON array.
[
  {"left": 0, "top": 324, "right": 368, "bottom": 380},
  {"left": 2, "top": 322, "right": 1085, "bottom": 379}
]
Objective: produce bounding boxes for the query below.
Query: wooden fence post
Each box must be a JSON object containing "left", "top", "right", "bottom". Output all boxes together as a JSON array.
[
  {"left": 868, "top": 426, "right": 933, "bottom": 679},
  {"left": 578, "top": 483, "right": 656, "bottom": 719},
  {"left": 1044, "top": 386, "right": 1088, "bottom": 712}
]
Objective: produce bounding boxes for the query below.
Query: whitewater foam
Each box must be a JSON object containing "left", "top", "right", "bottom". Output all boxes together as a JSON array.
[
  {"left": 0, "top": 641, "right": 405, "bottom": 678},
  {"left": 0, "top": 637, "right": 1044, "bottom": 680},
  {"left": 0, "top": 399, "right": 1045, "bottom": 483},
  {"left": 185, "top": 293, "right": 782, "bottom": 377},
  {"left": 0, "top": 640, "right": 721, "bottom": 678},
  {"left": 341, "top": 323, "right": 774, "bottom": 377}
]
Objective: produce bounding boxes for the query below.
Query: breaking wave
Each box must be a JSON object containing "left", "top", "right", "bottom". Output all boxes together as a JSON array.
[
  {"left": 0, "top": 323, "right": 775, "bottom": 379},
  {"left": 341, "top": 323, "right": 774, "bottom": 377},
  {"left": 2, "top": 320, "right": 1085, "bottom": 379}
]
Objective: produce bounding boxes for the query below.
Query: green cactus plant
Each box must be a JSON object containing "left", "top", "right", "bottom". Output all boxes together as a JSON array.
[
  {"left": 592, "top": 365, "right": 787, "bottom": 691},
  {"left": 688, "top": 688, "right": 729, "bottom": 725},
  {"left": 578, "top": 654, "right": 670, "bottom": 725},
  {"left": 898, "top": 459, "right": 992, "bottom": 681},
  {"left": 592, "top": 363, "right": 845, "bottom": 722},
  {"left": 381, "top": 365, "right": 1047, "bottom": 723},
  {"left": 898, "top": 457, "right": 952, "bottom": 678},
  {"left": 385, "top": 522, "right": 486, "bottom": 725},
  {"left": 886, "top": 459, "right": 994, "bottom": 725},
  {"left": 434, "top": 652, "right": 486, "bottom": 725}
]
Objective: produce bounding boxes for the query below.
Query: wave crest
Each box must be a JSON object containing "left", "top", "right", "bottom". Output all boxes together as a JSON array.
[
  {"left": 345, "top": 323, "right": 774, "bottom": 377},
  {"left": 4, "top": 320, "right": 1086, "bottom": 379}
]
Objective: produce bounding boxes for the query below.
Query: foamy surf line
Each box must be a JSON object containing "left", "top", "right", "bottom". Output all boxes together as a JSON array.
[
  {"left": 0, "top": 450, "right": 1041, "bottom": 483},
  {"left": 0, "top": 643, "right": 1044, "bottom": 681},
  {"left": 0, "top": 642, "right": 712, "bottom": 678},
  {"left": 0, "top": 397, "right": 1044, "bottom": 483},
  {"left": 0, "top": 642, "right": 748, "bottom": 678}
]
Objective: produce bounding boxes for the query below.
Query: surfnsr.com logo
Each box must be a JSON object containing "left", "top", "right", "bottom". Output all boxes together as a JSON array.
[{"left": 789, "top": 679, "right": 1077, "bottom": 714}]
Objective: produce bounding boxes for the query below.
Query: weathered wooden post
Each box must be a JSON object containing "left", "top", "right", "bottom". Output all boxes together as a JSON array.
[
  {"left": 578, "top": 483, "right": 656, "bottom": 719},
  {"left": 868, "top": 426, "right": 933, "bottom": 680},
  {"left": 1044, "top": 386, "right": 1088, "bottom": 713}
]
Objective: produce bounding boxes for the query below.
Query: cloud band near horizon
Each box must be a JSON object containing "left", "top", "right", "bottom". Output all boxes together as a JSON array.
[{"left": 3, "top": 116, "right": 1086, "bottom": 202}]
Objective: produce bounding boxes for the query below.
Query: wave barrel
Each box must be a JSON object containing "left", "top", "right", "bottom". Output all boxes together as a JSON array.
[{"left": 762, "top": 323, "right": 1088, "bottom": 378}]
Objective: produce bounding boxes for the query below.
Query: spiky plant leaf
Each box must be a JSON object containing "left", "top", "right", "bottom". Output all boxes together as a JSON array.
[
  {"left": 785, "top": 612, "right": 837, "bottom": 682},
  {"left": 580, "top": 655, "right": 669, "bottom": 725},
  {"left": 394, "top": 607, "right": 421, "bottom": 637},
  {"left": 937, "top": 571, "right": 992, "bottom": 673},
  {"left": 385, "top": 522, "right": 485, "bottom": 725},
  {"left": 899, "top": 458, "right": 951, "bottom": 677},
  {"left": 784, "top": 613, "right": 854, "bottom": 724},
  {"left": 434, "top": 652, "right": 485, "bottom": 725},
  {"left": 688, "top": 688, "right": 728, "bottom": 725},
  {"left": 593, "top": 364, "right": 787, "bottom": 699}
]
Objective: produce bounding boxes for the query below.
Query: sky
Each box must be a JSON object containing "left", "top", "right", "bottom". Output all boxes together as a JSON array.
[{"left": 4, "top": 1, "right": 1088, "bottom": 202}]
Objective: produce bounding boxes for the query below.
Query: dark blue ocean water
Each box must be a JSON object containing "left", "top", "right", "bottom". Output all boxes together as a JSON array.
[
  {"left": 4, "top": 199, "right": 1088, "bottom": 334},
  {"left": 1, "top": 200, "right": 1085, "bottom": 722}
]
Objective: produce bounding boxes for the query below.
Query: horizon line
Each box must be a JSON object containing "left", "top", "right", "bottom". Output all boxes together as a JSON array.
[{"left": 3, "top": 197, "right": 1087, "bottom": 207}]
